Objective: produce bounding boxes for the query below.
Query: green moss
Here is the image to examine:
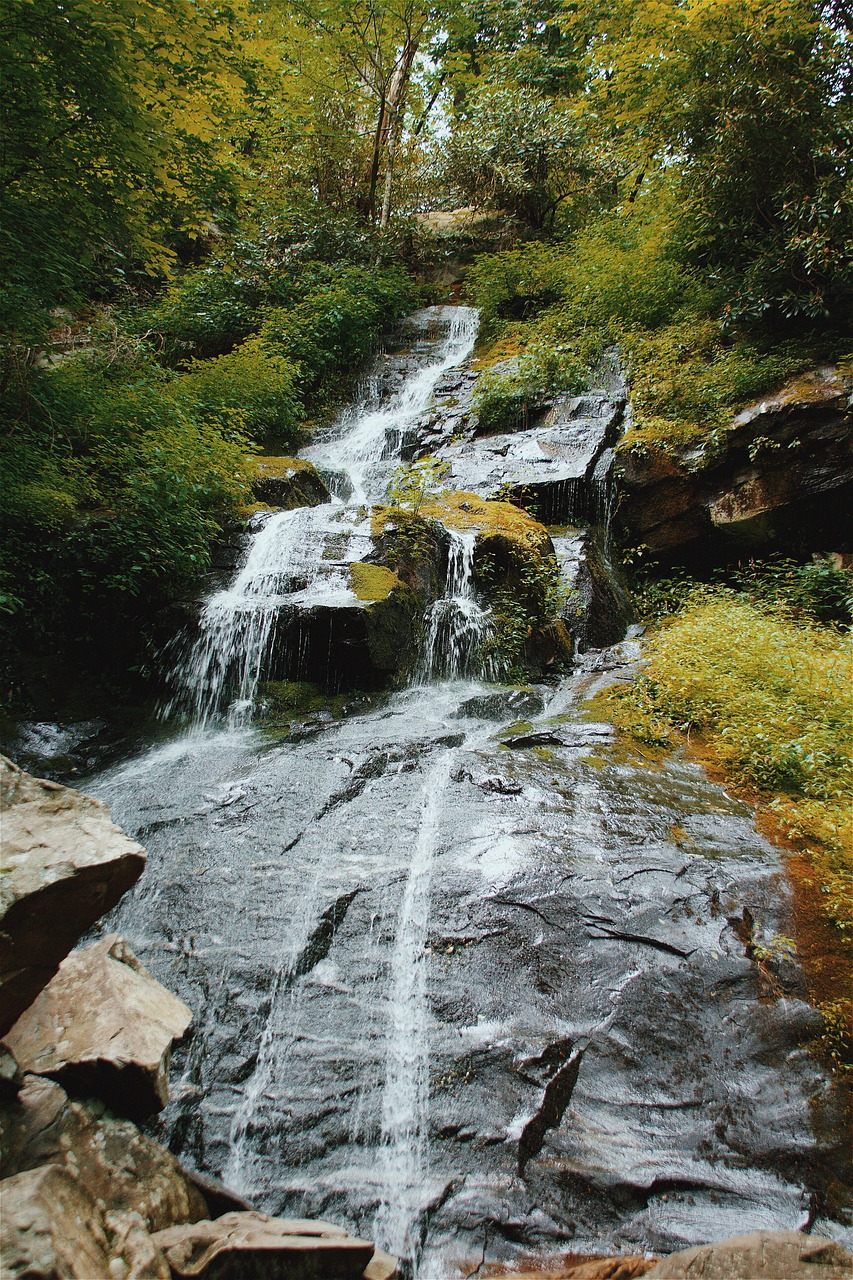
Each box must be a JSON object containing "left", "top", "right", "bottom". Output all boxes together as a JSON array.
[
  {"left": 420, "top": 490, "right": 550, "bottom": 554},
  {"left": 349, "top": 562, "right": 403, "bottom": 602},
  {"left": 253, "top": 455, "right": 314, "bottom": 479}
]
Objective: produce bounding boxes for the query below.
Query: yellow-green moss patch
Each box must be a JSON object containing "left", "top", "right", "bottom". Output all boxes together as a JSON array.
[
  {"left": 420, "top": 490, "right": 549, "bottom": 552},
  {"left": 252, "top": 455, "right": 314, "bottom": 480},
  {"left": 349, "top": 562, "right": 404, "bottom": 603}
]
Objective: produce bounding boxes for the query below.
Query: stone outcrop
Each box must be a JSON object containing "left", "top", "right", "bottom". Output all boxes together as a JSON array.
[
  {"left": 615, "top": 366, "right": 853, "bottom": 561},
  {"left": 0, "top": 1075, "right": 208, "bottom": 1230},
  {"left": 250, "top": 456, "right": 332, "bottom": 509},
  {"left": 552, "top": 530, "right": 634, "bottom": 650},
  {"left": 436, "top": 389, "right": 625, "bottom": 525},
  {"left": 3, "top": 934, "right": 192, "bottom": 1120},
  {"left": 0, "top": 1164, "right": 171, "bottom": 1280},
  {"left": 0, "top": 755, "right": 146, "bottom": 1036},
  {"left": 650, "top": 1230, "right": 853, "bottom": 1279},
  {"left": 151, "top": 1213, "right": 379, "bottom": 1278}
]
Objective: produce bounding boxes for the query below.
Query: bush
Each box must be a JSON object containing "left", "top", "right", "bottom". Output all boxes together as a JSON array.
[
  {"left": 0, "top": 351, "right": 253, "bottom": 665},
  {"left": 171, "top": 339, "right": 301, "bottom": 445},
  {"left": 468, "top": 242, "right": 572, "bottom": 332},
  {"left": 259, "top": 265, "right": 415, "bottom": 401},
  {"left": 474, "top": 339, "right": 587, "bottom": 433}
]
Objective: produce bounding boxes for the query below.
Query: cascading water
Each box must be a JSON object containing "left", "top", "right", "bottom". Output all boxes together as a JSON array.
[
  {"left": 418, "top": 530, "right": 493, "bottom": 682},
  {"left": 166, "top": 306, "right": 479, "bottom": 728},
  {"left": 76, "top": 303, "right": 846, "bottom": 1280}
]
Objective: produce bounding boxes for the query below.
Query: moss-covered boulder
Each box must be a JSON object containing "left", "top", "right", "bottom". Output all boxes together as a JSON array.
[
  {"left": 348, "top": 563, "right": 423, "bottom": 675},
  {"left": 250, "top": 457, "right": 331, "bottom": 510},
  {"left": 420, "top": 491, "right": 572, "bottom": 677}
]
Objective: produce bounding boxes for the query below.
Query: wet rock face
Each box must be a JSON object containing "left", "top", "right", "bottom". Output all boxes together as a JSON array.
[
  {"left": 0, "top": 756, "right": 146, "bottom": 1036},
  {"left": 0, "top": 1075, "right": 208, "bottom": 1231},
  {"left": 3, "top": 933, "right": 192, "bottom": 1120},
  {"left": 551, "top": 532, "right": 633, "bottom": 651},
  {"left": 615, "top": 366, "right": 853, "bottom": 561},
  {"left": 435, "top": 390, "right": 626, "bottom": 525},
  {"left": 85, "top": 657, "right": 848, "bottom": 1275}
]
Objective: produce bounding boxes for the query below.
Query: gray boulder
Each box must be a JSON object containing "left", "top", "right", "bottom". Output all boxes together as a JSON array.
[
  {"left": 2, "top": 934, "right": 192, "bottom": 1120},
  {"left": 0, "top": 755, "right": 146, "bottom": 1036}
]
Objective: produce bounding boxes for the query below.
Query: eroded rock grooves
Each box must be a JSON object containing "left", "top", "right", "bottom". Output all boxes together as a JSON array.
[{"left": 20, "top": 310, "right": 850, "bottom": 1277}]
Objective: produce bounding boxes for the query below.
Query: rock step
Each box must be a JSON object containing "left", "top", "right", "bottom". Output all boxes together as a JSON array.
[{"left": 2, "top": 933, "right": 191, "bottom": 1121}]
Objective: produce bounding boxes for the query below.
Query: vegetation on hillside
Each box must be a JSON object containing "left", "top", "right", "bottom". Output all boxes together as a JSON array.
[{"left": 1, "top": 0, "right": 850, "bottom": 703}]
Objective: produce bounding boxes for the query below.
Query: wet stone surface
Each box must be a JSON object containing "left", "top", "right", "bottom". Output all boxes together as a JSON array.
[{"left": 83, "top": 656, "right": 849, "bottom": 1278}]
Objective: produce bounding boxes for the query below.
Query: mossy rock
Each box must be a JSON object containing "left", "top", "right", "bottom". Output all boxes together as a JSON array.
[
  {"left": 250, "top": 457, "right": 331, "bottom": 509},
  {"left": 362, "top": 574, "right": 424, "bottom": 674},
  {"left": 349, "top": 562, "right": 403, "bottom": 603},
  {"left": 370, "top": 507, "right": 449, "bottom": 598}
]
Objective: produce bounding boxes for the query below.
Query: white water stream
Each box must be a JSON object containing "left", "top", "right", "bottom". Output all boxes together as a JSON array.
[{"left": 166, "top": 306, "right": 480, "bottom": 729}]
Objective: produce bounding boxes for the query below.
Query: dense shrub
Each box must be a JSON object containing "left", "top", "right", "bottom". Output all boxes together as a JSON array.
[
  {"left": 474, "top": 340, "right": 586, "bottom": 433},
  {"left": 172, "top": 340, "right": 301, "bottom": 445},
  {"left": 468, "top": 195, "right": 846, "bottom": 449},
  {"left": 259, "top": 265, "right": 415, "bottom": 402},
  {"left": 0, "top": 351, "right": 253, "bottom": 679}
]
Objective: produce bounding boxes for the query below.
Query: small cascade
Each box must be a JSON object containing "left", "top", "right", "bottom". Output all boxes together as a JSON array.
[
  {"left": 374, "top": 748, "right": 456, "bottom": 1263},
  {"left": 418, "top": 531, "right": 493, "bottom": 682},
  {"left": 164, "top": 504, "right": 372, "bottom": 729},
  {"left": 304, "top": 307, "right": 479, "bottom": 504},
  {"left": 166, "top": 305, "right": 479, "bottom": 727}
]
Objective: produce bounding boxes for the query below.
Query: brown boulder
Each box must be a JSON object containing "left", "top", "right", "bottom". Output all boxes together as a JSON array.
[
  {"left": 3, "top": 933, "right": 192, "bottom": 1120},
  {"left": 0, "top": 754, "right": 146, "bottom": 1036},
  {"left": 0, "top": 1074, "right": 208, "bottom": 1231},
  {"left": 650, "top": 1229, "right": 852, "bottom": 1279},
  {"left": 151, "top": 1212, "right": 379, "bottom": 1279},
  {"left": 614, "top": 365, "right": 853, "bottom": 559},
  {"left": 0, "top": 1164, "right": 170, "bottom": 1279}
]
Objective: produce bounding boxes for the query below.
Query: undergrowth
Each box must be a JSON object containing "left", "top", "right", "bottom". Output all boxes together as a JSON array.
[{"left": 466, "top": 193, "right": 849, "bottom": 450}]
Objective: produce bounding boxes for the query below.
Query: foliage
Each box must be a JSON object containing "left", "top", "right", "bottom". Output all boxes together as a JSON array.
[
  {"left": 0, "top": 346, "right": 253, "bottom": 690},
  {"left": 172, "top": 341, "right": 301, "bottom": 445},
  {"left": 473, "top": 341, "right": 586, "bottom": 432},
  {"left": 604, "top": 594, "right": 853, "bottom": 939},
  {"left": 632, "top": 557, "right": 853, "bottom": 626},
  {"left": 0, "top": 0, "right": 244, "bottom": 344},
  {"left": 259, "top": 265, "right": 415, "bottom": 402}
]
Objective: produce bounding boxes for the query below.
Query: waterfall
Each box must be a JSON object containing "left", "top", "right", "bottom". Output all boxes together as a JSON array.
[
  {"left": 418, "top": 530, "right": 493, "bottom": 682},
  {"left": 166, "top": 306, "right": 479, "bottom": 727}
]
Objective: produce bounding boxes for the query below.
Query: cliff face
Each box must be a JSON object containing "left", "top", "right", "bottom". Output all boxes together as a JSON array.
[{"left": 614, "top": 367, "right": 853, "bottom": 562}]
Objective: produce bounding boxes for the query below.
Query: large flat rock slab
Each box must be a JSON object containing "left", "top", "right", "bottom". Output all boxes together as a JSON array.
[
  {"left": 651, "top": 1229, "right": 853, "bottom": 1279},
  {"left": 3, "top": 933, "right": 192, "bottom": 1120},
  {"left": 436, "top": 393, "right": 623, "bottom": 522},
  {"left": 0, "top": 755, "right": 146, "bottom": 1036},
  {"left": 152, "top": 1211, "right": 383, "bottom": 1278}
]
